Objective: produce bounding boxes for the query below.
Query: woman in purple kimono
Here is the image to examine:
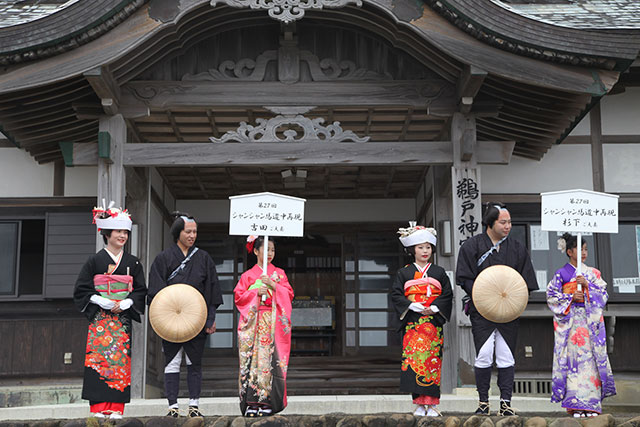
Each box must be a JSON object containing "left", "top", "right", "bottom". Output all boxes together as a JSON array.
[{"left": 546, "top": 233, "right": 616, "bottom": 417}]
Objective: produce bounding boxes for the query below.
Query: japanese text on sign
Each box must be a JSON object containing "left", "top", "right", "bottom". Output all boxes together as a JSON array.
[
  {"left": 453, "top": 170, "right": 482, "bottom": 247},
  {"left": 229, "top": 192, "right": 306, "bottom": 237},
  {"left": 541, "top": 189, "right": 618, "bottom": 233}
]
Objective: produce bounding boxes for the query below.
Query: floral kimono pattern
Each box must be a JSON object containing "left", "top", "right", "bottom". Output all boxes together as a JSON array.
[
  {"left": 234, "top": 264, "right": 294, "bottom": 415},
  {"left": 391, "top": 263, "right": 453, "bottom": 405},
  {"left": 85, "top": 273, "right": 134, "bottom": 393},
  {"left": 547, "top": 263, "right": 616, "bottom": 414}
]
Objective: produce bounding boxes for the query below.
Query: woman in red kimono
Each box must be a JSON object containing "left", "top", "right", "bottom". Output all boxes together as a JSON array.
[{"left": 234, "top": 236, "right": 294, "bottom": 417}]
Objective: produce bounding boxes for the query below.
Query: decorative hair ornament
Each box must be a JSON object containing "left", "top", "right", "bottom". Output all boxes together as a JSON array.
[
  {"left": 92, "top": 199, "right": 132, "bottom": 231},
  {"left": 557, "top": 237, "right": 566, "bottom": 253},
  {"left": 246, "top": 235, "right": 259, "bottom": 253}
]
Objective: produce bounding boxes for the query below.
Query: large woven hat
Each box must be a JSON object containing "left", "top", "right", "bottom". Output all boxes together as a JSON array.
[
  {"left": 149, "top": 284, "right": 207, "bottom": 343},
  {"left": 472, "top": 265, "right": 528, "bottom": 323}
]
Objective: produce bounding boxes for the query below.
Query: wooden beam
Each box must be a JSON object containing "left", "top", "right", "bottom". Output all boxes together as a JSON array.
[
  {"left": 124, "top": 142, "right": 452, "bottom": 166},
  {"left": 68, "top": 140, "right": 515, "bottom": 167},
  {"left": 73, "top": 102, "right": 149, "bottom": 120},
  {"left": 458, "top": 65, "right": 487, "bottom": 114},
  {"left": 122, "top": 80, "right": 457, "bottom": 112},
  {"left": 84, "top": 66, "right": 121, "bottom": 115},
  {"left": 451, "top": 113, "right": 477, "bottom": 164}
]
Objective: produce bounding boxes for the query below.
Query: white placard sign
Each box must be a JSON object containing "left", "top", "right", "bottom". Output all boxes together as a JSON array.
[
  {"left": 541, "top": 189, "right": 618, "bottom": 233},
  {"left": 229, "top": 192, "right": 306, "bottom": 237}
]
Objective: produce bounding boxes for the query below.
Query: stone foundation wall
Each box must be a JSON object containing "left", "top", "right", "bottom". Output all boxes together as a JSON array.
[{"left": 2, "top": 413, "right": 640, "bottom": 427}]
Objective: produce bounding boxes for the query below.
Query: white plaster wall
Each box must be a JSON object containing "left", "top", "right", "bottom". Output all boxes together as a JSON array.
[
  {"left": 64, "top": 166, "right": 98, "bottom": 196},
  {"left": 601, "top": 88, "right": 640, "bottom": 135},
  {"left": 177, "top": 198, "right": 416, "bottom": 223},
  {"left": 0, "top": 148, "right": 53, "bottom": 196},
  {"left": 604, "top": 144, "right": 640, "bottom": 193},
  {"left": 569, "top": 112, "right": 590, "bottom": 136},
  {"left": 481, "top": 144, "right": 593, "bottom": 194}
]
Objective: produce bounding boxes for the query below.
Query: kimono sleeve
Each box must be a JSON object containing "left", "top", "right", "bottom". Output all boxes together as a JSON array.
[
  {"left": 147, "top": 252, "right": 168, "bottom": 305},
  {"left": 276, "top": 271, "right": 294, "bottom": 303},
  {"left": 586, "top": 268, "right": 608, "bottom": 310},
  {"left": 127, "top": 258, "right": 147, "bottom": 322},
  {"left": 73, "top": 255, "right": 99, "bottom": 321},
  {"left": 433, "top": 268, "right": 453, "bottom": 322},
  {"left": 456, "top": 240, "right": 478, "bottom": 296},
  {"left": 516, "top": 243, "right": 539, "bottom": 292},
  {"left": 204, "top": 255, "right": 223, "bottom": 328},
  {"left": 546, "top": 270, "right": 572, "bottom": 319},
  {"left": 234, "top": 271, "right": 259, "bottom": 314},
  {"left": 390, "top": 269, "right": 411, "bottom": 320}
]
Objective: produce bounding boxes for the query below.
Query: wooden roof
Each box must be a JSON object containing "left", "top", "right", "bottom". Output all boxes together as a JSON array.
[
  {"left": 0, "top": 0, "right": 637, "bottom": 168},
  {"left": 158, "top": 165, "right": 430, "bottom": 199}
]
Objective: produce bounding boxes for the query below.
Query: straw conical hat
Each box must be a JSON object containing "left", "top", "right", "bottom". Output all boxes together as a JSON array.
[
  {"left": 149, "top": 284, "right": 207, "bottom": 343},
  {"left": 472, "top": 265, "right": 528, "bottom": 323}
]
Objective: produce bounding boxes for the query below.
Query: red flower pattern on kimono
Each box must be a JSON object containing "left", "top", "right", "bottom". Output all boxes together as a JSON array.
[
  {"left": 401, "top": 317, "right": 443, "bottom": 386},
  {"left": 570, "top": 327, "right": 589, "bottom": 347},
  {"left": 85, "top": 311, "right": 131, "bottom": 392}
]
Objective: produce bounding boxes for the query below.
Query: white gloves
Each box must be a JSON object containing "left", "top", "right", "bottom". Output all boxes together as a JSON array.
[
  {"left": 90, "top": 295, "right": 133, "bottom": 311},
  {"left": 409, "top": 302, "right": 426, "bottom": 313},
  {"left": 119, "top": 299, "right": 133, "bottom": 310},
  {"left": 90, "top": 295, "right": 115, "bottom": 310}
]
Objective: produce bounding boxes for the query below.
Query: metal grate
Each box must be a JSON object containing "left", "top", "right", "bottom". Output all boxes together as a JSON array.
[{"left": 514, "top": 379, "right": 552, "bottom": 396}]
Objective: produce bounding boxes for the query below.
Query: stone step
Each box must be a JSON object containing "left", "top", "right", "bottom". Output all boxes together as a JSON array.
[{"left": 0, "top": 394, "right": 569, "bottom": 421}]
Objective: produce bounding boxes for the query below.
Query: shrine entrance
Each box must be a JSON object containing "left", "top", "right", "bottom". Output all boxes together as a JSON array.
[{"left": 112, "top": 11, "right": 512, "bottom": 397}]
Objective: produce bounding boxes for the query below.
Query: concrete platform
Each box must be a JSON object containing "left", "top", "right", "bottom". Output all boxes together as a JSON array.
[{"left": 0, "top": 394, "right": 565, "bottom": 421}]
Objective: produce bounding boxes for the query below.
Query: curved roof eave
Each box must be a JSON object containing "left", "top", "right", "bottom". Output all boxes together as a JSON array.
[
  {"left": 426, "top": 0, "right": 640, "bottom": 71},
  {"left": 0, "top": 0, "right": 147, "bottom": 65},
  {"left": 0, "top": 0, "right": 620, "bottom": 96}
]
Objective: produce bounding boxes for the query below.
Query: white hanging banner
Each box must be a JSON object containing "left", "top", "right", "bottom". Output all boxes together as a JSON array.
[
  {"left": 541, "top": 189, "right": 618, "bottom": 234},
  {"left": 229, "top": 191, "right": 306, "bottom": 237}
]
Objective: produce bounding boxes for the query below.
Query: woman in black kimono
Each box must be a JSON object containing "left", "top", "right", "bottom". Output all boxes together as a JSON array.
[
  {"left": 391, "top": 223, "right": 453, "bottom": 417},
  {"left": 73, "top": 204, "right": 147, "bottom": 419}
]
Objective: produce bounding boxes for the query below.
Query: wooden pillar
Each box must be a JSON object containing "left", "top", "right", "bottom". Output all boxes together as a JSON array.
[
  {"left": 450, "top": 112, "right": 484, "bottom": 387},
  {"left": 432, "top": 165, "right": 456, "bottom": 393},
  {"left": 97, "top": 114, "right": 126, "bottom": 213},
  {"left": 53, "top": 160, "right": 65, "bottom": 196},
  {"left": 96, "top": 114, "right": 149, "bottom": 398},
  {"left": 590, "top": 103, "right": 613, "bottom": 283},
  {"left": 125, "top": 167, "right": 149, "bottom": 399}
]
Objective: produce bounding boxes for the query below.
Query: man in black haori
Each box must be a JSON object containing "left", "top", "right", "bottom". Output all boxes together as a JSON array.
[
  {"left": 73, "top": 203, "right": 147, "bottom": 420},
  {"left": 456, "top": 203, "right": 538, "bottom": 416},
  {"left": 148, "top": 212, "right": 223, "bottom": 418}
]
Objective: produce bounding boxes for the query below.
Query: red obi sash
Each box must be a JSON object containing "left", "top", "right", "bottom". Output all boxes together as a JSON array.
[
  {"left": 562, "top": 279, "right": 589, "bottom": 303},
  {"left": 93, "top": 274, "right": 133, "bottom": 301},
  {"left": 404, "top": 277, "right": 442, "bottom": 307}
]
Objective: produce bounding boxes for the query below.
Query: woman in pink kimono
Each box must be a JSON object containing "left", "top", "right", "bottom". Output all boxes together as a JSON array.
[
  {"left": 546, "top": 233, "right": 615, "bottom": 418},
  {"left": 234, "top": 236, "right": 294, "bottom": 417}
]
